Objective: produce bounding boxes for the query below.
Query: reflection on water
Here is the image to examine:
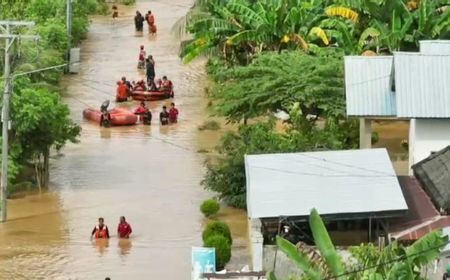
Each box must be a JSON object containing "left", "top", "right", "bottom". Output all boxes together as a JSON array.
[
  {"left": 0, "top": 0, "right": 249, "bottom": 279},
  {"left": 100, "top": 127, "right": 112, "bottom": 139},
  {"left": 93, "top": 238, "right": 110, "bottom": 256},
  {"left": 118, "top": 239, "right": 132, "bottom": 257}
]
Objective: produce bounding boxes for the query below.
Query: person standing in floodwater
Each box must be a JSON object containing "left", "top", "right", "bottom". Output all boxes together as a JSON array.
[
  {"left": 169, "top": 102, "right": 179, "bottom": 123},
  {"left": 134, "top": 11, "right": 145, "bottom": 32},
  {"left": 146, "top": 56, "right": 155, "bottom": 85},
  {"left": 160, "top": 106, "right": 169, "bottom": 125},
  {"left": 112, "top": 5, "right": 118, "bottom": 19},
  {"left": 146, "top": 10, "right": 157, "bottom": 34},
  {"left": 138, "top": 45, "right": 146, "bottom": 69},
  {"left": 117, "top": 216, "right": 133, "bottom": 238},
  {"left": 91, "top": 217, "right": 110, "bottom": 239}
]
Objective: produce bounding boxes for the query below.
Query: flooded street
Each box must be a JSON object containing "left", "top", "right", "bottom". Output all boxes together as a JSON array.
[{"left": 0, "top": 0, "right": 249, "bottom": 279}]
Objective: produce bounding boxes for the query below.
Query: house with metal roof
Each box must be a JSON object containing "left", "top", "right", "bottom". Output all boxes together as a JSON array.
[
  {"left": 344, "top": 40, "right": 450, "bottom": 173},
  {"left": 244, "top": 148, "right": 409, "bottom": 272}
]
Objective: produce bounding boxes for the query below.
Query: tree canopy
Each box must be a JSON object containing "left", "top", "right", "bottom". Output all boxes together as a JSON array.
[{"left": 208, "top": 49, "right": 345, "bottom": 124}]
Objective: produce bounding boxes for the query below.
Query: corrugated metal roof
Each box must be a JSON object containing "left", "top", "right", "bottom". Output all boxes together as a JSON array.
[
  {"left": 345, "top": 56, "right": 396, "bottom": 117},
  {"left": 394, "top": 52, "right": 450, "bottom": 118},
  {"left": 245, "top": 149, "right": 408, "bottom": 219},
  {"left": 420, "top": 40, "right": 450, "bottom": 55}
]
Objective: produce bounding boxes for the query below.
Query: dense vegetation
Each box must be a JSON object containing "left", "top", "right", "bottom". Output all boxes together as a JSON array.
[
  {"left": 269, "top": 209, "right": 448, "bottom": 280},
  {"left": 177, "top": 0, "right": 450, "bottom": 209},
  {"left": 178, "top": 0, "right": 450, "bottom": 64},
  {"left": 202, "top": 50, "right": 358, "bottom": 208},
  {"left": 0, "top": 0, "right": 106, "bottom": 192}
]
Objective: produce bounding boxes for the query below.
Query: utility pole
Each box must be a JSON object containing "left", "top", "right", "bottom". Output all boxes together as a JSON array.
[
  {"left": 0, "top": 21, "right": 38, "bottom": 222},
  {"left": 66, "top": 0, "right": 73, "bottom": 71}
]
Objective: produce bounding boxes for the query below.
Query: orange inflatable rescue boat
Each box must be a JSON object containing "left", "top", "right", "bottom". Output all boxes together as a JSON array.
[
  {"left": 83, "top": 107, "right": 137, "bottom": 126},
  {"left": 131, "top": 90, "right": 172, "bottom": 101}
]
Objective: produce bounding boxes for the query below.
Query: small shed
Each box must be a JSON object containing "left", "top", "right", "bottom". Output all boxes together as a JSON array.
[
  {"left": 245, "top": 148, "right": 408, "bottom": 220},
  {"left": 245, "top": 148, "right": 409, "bottom": 271}
]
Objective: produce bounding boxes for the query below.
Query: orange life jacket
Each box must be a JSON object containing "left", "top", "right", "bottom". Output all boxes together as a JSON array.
[
  {"left": 94, "top": 226, "right": 108, "bottom": 238},
  {"left": 116, "top": 83, "right": 128, "bottom": 99}
]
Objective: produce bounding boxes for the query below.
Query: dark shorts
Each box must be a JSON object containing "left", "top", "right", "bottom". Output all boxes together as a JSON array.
[{"left": 112, "top": 12, "right": 118, "bottom": 18}]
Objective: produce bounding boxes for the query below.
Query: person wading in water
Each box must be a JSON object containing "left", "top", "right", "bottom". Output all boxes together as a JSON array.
[
  {"left": 134, "top": 11, "right": 145, "bottom": 32},
  {"left": 91, "top": 217, "right": 110, "bottom": 239},
  {"left": 146, "top": 10, "right": 157, "bottom": 34},
  {"left": 160, "top": 105, "right": 170, "bottom": 125},
  {"left": 117, "top": 216, "right": 133, "bottom": 238}
]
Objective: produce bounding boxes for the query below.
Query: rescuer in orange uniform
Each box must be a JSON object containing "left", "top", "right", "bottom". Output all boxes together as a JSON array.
[
  {"left": 116, "top": 78, "right": 129, "bottom": 102},
  {"left": 91, "top": 217, "right": 110, "bottom": 239}
]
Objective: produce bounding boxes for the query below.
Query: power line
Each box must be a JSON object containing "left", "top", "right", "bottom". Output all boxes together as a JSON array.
[
  {"left": 346, "top": 74, "right": 391, "bottom": 87},
  {"left": 252, "top": 165, "right": 395, "bottom": 178}
]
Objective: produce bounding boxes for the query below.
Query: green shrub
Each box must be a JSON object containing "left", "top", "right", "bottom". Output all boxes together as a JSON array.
[
  {"left": 202, "top": 221, "right": 232, "bottom": 245},
  {"left": 121, "top": 0, "right": 135, "bottom": 5},
  {"left": 200, "top": 199, "right": 220, "bottom": 217},
  {"left": 204, "top": 234, "right": 231, "bottom": 270},
  {"left": 371, "top": 131, "right": 379, "bottom": 145}
]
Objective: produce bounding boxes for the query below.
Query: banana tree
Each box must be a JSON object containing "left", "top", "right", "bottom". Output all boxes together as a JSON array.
[
  {"left": 269, "top": 208, "right": 448, "bottom": 280},
  {"left": 268, "top": 208, "right": 347, "bottom": 280},
  {"left": 410, "top": 0, "right": 450, "bottom": 41},
  {"left": 349, "top": 231, "right": 448, "bottom": 280},
  {"left": 178, "top": 0, "right": 329, "bottom": 64}
]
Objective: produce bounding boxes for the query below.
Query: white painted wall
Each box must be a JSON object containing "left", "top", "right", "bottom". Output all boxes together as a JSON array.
[
  {"left": 409, "top": 119, "right": 450, "bottom": 174},
  {"left": 249, "top": 218, "right": 264, "bottom": 272}
]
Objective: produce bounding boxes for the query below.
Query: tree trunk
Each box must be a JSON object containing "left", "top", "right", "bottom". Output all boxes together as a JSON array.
[
  {"left": 34, "top": 155, "right": 42, "bottom": 192},
  {"left": 43, "top": 148, "right": 49, "bottom": 188}
]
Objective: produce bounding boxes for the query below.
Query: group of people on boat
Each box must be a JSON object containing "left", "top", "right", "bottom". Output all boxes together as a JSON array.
[
  {"left": 134, "top": 10, "right": 156, "bottom": 34},
  {"left": 91, "top": 217, "right": 132, "bottom": 239},
  {"left": 115, "top": 74, "right": 174, "bottom": 102},
  {"left": 133, "top": 101, "right": 179, "bottom": 125}
]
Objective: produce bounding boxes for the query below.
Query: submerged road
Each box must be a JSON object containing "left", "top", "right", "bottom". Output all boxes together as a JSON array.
[{"left": 0, "top": 0, "right": 219, "bottom": 278}]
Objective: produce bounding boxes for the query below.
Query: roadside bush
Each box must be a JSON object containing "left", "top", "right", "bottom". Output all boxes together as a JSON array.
[
  {"left": 202, "top": 220, "right": 232, "bottom": 245},
  {"left": 200, "top": 199, "right": 220, "bottom": 217},
  {"left": 204, "top": 234, "right": 231, "bottom": 270},
  {"left": 371, "top": 131, "right": 379, "bottom": 145},
  {"left": 121, "top": 0, "right": 136, "bottom": 5}
]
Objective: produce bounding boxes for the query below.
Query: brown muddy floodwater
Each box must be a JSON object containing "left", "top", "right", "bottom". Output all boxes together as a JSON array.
[{"left": 0, "top": 0, "right": 249, "bottom": 279}]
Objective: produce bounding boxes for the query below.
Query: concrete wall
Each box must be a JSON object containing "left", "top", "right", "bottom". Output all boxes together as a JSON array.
[
  {"left": 409, "top": 119, "right": 450, "bottom": 174},
  {"left": 249, "top": 219, "right": 264, "bottom": 272},
  {"left": 263, "top": 245, "right": 302, "bottom": 279},
  {"left": 360, "top": 118, "right": 372, "bottom": 149}
]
